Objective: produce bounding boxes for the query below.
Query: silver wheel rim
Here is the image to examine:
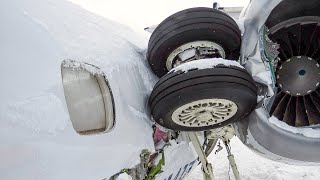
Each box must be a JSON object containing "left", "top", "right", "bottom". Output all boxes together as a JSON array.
[
  {"left": 166, "top": 41, "right": 226, "bottom": 71},
  {"left": 171, "top": 99, "right": 238, "bottom": 127}
]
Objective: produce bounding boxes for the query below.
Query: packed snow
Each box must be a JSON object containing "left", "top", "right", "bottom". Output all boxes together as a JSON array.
[{"left": 269, "top": 116, "right": 320, "bottom": 139}]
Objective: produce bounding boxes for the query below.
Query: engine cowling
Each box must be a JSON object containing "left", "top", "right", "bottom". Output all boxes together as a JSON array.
[{"left": 236, "top": 0, "right": 320, "bottom": 165}]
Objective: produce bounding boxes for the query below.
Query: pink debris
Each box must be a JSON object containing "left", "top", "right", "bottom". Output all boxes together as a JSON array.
[{"left": 153, "top": 127, "right": 168, "bottom": 144}]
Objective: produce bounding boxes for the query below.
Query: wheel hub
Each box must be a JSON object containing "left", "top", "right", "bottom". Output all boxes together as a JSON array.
[
  {"left": 277, "top": 56, "right": 320, "bottom": 96},
  {"left": 171, "top": 99, "right": 238, "bottom": 127},
  {"left": 166, "top": 41, "right": 226, "bottom": 70}
]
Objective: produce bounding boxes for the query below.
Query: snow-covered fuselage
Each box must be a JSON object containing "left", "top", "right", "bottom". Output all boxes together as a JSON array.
[{"left": 0, "top": 0, "right": 198, "bottom": 179}]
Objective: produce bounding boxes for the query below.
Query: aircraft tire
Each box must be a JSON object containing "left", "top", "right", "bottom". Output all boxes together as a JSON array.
[
  {"left": 147, "top": 7, "right": 241, "bottom": 77},
  {"left": 149, "top": 65, "right": 257, "bottom": 131}
]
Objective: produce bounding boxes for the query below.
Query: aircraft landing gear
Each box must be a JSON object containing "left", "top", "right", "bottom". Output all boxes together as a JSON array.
[
  {"left": 188, "top": 132, "right": 215, "bottom": 180},
  {"left": 188, "top": 124, "right": 241, "bottom": 180}
]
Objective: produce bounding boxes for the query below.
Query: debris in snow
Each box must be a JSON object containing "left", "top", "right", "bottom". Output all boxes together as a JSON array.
[
  {"left": 269, "top": 116, "right": 320, "bottom": 138},
  {"left": 170, "top": 58, "right": 244, "bottom": 73}
]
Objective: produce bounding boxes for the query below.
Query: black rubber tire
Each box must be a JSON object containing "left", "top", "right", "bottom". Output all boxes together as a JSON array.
[
  {"left": 149, "top": 65, "right": 257, "bottom": 131},
  {"left": 147, "top": 7, "right": 241, "bottom": 77},
  {"left": 266, "top": 0, "right": 320, "bottom": 28}
]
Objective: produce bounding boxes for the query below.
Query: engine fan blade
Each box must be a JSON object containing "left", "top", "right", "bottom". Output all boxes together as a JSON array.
[
  {"left": 283, "top": 97, "right": 296, "bottom": 126},
  {"left": 272, "top": 94, "right": 290, "bottom": 120},
  {"left": 300, "top": 23, "right": 318, "bottom": 55},
  {"left": 306, "top": 25, "right": 320, "bottom": 57},
  {"left": 270, "top": 28, "right": 294, "bottom": 59},
  {"left": 286, "top": 24, "right": 301, "bottom": 56},
  {"left": 270, "top": 91, "right": 285, "bottom": 115},
  {"left": 303, "top": 95, "right": 320, "bottom": 125},
  {"left": 295, "top": 96, "right": 309, "bottom": 126},
  {"left": 310, "top": 91, "right": 320, "bottom": 112},
  {"left": 310, "top": 31, "right": 320, "bottom": 60}
]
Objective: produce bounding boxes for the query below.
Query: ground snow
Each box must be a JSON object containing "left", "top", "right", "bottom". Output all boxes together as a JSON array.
[{"left": 185, "top": 137, "right": 320, "bottom": 180}]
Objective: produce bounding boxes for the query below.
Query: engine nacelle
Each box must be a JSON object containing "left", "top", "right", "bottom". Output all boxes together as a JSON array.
[{"left": 236, "top": 0, "right": 320, "bottom": 165}]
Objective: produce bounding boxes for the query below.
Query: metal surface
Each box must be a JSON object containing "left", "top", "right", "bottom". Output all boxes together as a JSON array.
[
  {"left": 224, "top": 142, "right": 241, "bottom": 180},
  {"left": 207, "top": 124, "right": 235, "bottom": 141},
  {"left": 268, "top": 17, "right": 320, "bottom": 126},
  {"left": 188, "top": 132, "right": 214, "bottom": 180},
  {"left": 238, "top": 108, "right": 320, "bottom": 163},
  {"left": 61, "top": 63, "right": 115, "bottom": 134},
  {"left": 166, "top": 41, "right": 226, "bottom": 71},
  {"left": 277, "top": 56, "right": 320, "bottom": 96},
  {"left": 171, "top": 99, "right": 237, "bottom": 127}
]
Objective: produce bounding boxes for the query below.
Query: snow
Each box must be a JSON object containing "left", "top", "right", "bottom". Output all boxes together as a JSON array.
[
  {"left": 0, "top": 0, "right": 156, "bottom": 179},
  {"left": 255, "top": 71, "right": 273, "bottom": 86},
  {"left": 62, "top": 59, "right": 105, "bottom": 76},
  {"left": 269, "top": 116, "right": 320, "bottom": 139},
  {"left": 116, "top": 173, "right": 133, "bottom": 180},
  {"left": 155, "top": 139, "right": 198, "bottom": 179},
  {"left": 171, "top": 58, "right": 244, "bottom": 73},
  {"left": 3, "top": 94, "right": 69, "bottom": 135}
]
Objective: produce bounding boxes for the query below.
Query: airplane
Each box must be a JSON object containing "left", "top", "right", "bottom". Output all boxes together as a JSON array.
[{"left": 0, "top": 0, "right": 319, "bottom": 179}]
